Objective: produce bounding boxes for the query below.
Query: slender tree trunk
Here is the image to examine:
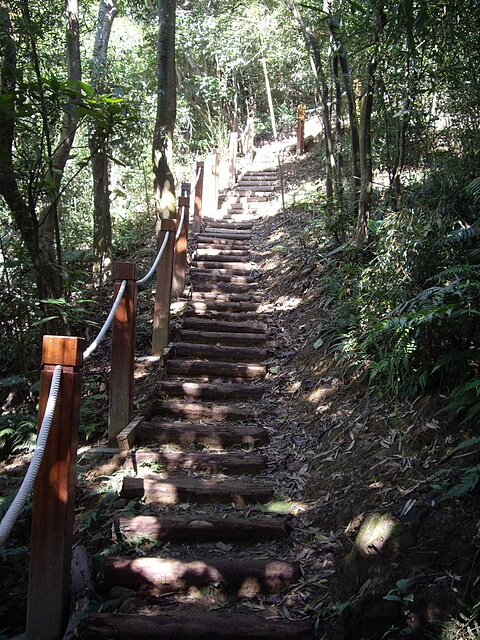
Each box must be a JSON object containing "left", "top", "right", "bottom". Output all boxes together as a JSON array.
[
  {"left": 392, "top": 54, "right": 412, "bottom": 210},
  {"left": 355, "top": 5, "right": 385, "bottom": 250},
  {"left": 153, "top": 0, "right": 177, "bottom": 221},
  {"left": 90, "top": 0, "right": 118, "bottom": 282},
  {"left": 356, "top": 59, "right": 376, "bottom": 249},
  {"left": 283, "top": 0, "right": 334, "bottom": 210},
  {"left": 333, "top": 53, "right": 344, "bottom": 212}
]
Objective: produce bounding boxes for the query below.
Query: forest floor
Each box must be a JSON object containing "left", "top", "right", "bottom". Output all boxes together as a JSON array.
[
  {"left": 246, "top": 141, "right": 480, "bottom": 639},
  {"left": 1, "top": 139, "right": 480, "bottom": 639}
]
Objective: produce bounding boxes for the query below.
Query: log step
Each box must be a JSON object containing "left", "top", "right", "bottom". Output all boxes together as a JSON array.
[
  {"left": 206, "top": 221, "right": 253, "bottom": 230},
  {"left": 101, "top": 557, "right": 300, "bottom": 596},
  {"left": 185, "top": 309, "right": 263, "bottom": 322},
  {"left": 171, "top": 342, "right": 267, "bottom": 363},
  {"left": 193, "top": 261, "right": 255, "bottom": 271},
  {"left": 196, "top": 248, "right": 251, "bottom": 257},
  {"left": 187, "top": 300, "right": 261, "bottom": 313},
  {"left": 197, "top": 236, "right": 250, "bottom": 247},
  {"left": 166, "top": 359, "right": 267, "bottom": 379},
  {"left": 147, "top": 400, "right": 259, "bottom": 421},
  {"left": 190, "top": 292, "right": 263, "bottom": 303},
  {"left": 124, "top": 450, "right": 266, "bottom": 475},
  {"left": 115, "top": 513, "right": 288, "bottom": 543},
  {"left": 86, "top": 611, "right": 314, "bottom": 640},
  {"left": 155, "top": 380, "right": 265, "bottom": 400},
  {"left": 141, "top": 421, "right": 268, "bottom": 448},
  {"left": 196, "top": 231, "right": 252, "bottom": 241},
  {"left": 180, "top": 329, "right": 267, "bottom": 346},
  {"left": 194, "top": 253, "right": 252, "bottom": 262},
  {"left": 182, "top": 317, "right": 267, "bottom": 334},
  {"left": 192, "top": 282, "right": 258, "bottom": 294},
  {"left": 191, "top": 273, "right": 257, "bottom": 284},
  {"left": 120, "top": 476, "right": 274, "bottom": 506}
]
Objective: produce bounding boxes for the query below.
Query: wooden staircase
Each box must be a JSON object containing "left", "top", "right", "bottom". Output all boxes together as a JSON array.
[{"left": 84, "top": 166, "right": 315, "bottom": 639}]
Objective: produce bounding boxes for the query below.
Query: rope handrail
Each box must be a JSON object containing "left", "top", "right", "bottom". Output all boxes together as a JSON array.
[
  {"left": 83, "top": 279, "right": 127, "bottom": 360},
  {"left": 0, "top": 365, "right": 63, "bottom": 545},
  {"left": 137, "top": 229, "right": 171, "bottom": 285},
  {"left": 175, "top": 206, "right": 186, "bottom": 242}
]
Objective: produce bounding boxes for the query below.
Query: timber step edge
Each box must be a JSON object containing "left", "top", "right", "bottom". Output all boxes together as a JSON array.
[
  {"left": 114, "top": 513, "right": 289, "bottom": 543},
  {"left": 124, "top": 450, "right": 266, "bottom": 475},
  {"left": 140, "top": 421, "right": 268, "bottom": 447},
  {"left": 101, "top": 556, "right": 300, "bottom": 594},
  {"left": 154, "top": 380, "right": 265, "bottom": 400},
  {"left": 86, "top": 611, "right": 315, "bottom": 640},
  {"left": 182, "top": 317, "right": 268, "bottom": 333},
  {"left": 166, "top": 359, "right": 267, "bottom": 379},
  {"left": 119, "top": 476, "right": 275, "bottom": 505},
  {"left": 146, "top": 400, "right": 260, "bottom": 421},
  {"left": 170, "top": 342, "right": 268, "bottom": 362}
]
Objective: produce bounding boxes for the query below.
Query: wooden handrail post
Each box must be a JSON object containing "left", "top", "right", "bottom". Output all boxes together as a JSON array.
[
  {"left": 193, "top": 161, "right": 204, "bottom": 233},
  {"left": 296, "top": 103, "right": 306, "bottom": 155},
  {"left": 27, "top": 335, "right": 84, "bottom": 640},
  {"left": 172, "top": 182, "right": 191, "bottom": 298},
  {"left": 152, "top": 219, "right": 176, "bottom": 356},
  {"left": 228, "top": 131, "right": 238, "bottom": 188},
  {"left": 108, "top": 262, "right": 139, "bottom": 447},
  {"left": 214, "top": 150, "right": 220, "bottom": 210}
]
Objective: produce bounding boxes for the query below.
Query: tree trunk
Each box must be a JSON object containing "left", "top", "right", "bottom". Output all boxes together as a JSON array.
[
  {"left": 283, "top": 0, "right": 334, "bottom": 209},
  {"left": 90, "top": 0, "right": 118, "bottom": 282},
  {"left": 355, "top": 4, "right": 385, "bottom": 250},
  {"left": 153, "top": 0, "right": 177, "bottom": 222},
  {"left": 356, "top": 59, "right": 376, "bottom": 249}
]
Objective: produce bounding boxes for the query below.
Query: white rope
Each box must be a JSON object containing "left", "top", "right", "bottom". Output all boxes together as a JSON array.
[
  {"left": 192, "top": 165, "right": 202, "bottom": 189},
  {"left": 83, "top": 279, "right": 127, "bottom": 360},
  {"left": 175, "top": 205, "right": 186, "bottom": 241},
  {"left": 136, "top": 230, "right": 170, "bottom": 285},
  {"left": 0, "top": 365, "right": 62, "bottom": 545}
]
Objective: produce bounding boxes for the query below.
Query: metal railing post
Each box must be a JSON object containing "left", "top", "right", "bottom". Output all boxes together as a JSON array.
[
  {"left": 108, "top": 262, "right": 138, "bottom": 447},
  {"left": 152, "top": 219, "right": 176, "bottom": 356},
  {"left": 193, "top": 161, "right": 204, "bottom": 233},
  {"left": 172, "top": 182, "right": 191, "bottom": 298},
  {"left": 26, "top": 335, "right": 84, "bottom": 640}
]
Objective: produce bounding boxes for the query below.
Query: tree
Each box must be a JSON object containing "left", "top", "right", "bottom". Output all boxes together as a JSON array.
[
  {"left": 0, "top": 0, "right": 81, "bottom": 302},
  {"left": 153, "top": 0, "right": 177, "bottom": 221},
  {"left": 90, "top": 0, "right": 118, "bottom": 281}
]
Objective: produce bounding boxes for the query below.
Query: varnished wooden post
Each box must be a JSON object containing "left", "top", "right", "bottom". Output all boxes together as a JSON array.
[
  {"left": 172, "top": 182, "right": 191, "bottom": 298},
  {"left": 108, "top": 262, "right": 138, "bottom": 447},
  {"left": 27, "top": 335, "right": 84, "bottom": 640},
  {"left": 193, "top": 161, "right": 204, "bottom": 233},
  {"left": 213, "top": 150, "right": 220, "bottom": 210},
  {"left": 228, "top": 131, "right": 238, "bottom": 187},
  {"left": 296, "top": 103, "right": 306, "bottom": 155},
  {"left": 152, "top": 219, "right": 176, "bottom": 356}
]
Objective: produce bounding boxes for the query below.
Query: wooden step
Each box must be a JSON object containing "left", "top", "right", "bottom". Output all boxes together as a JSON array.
[
  {"left": 196, "top": 231, "right": 251, "bottom": 241},
  {"left": 155, "top": 380, "right": 265, "bottom": 400},
  {"left": 206, "top": 221, "right": 253, "bottom": 230},
  {"left": 115, "top": 513, "right": 288, "bottom": 543},
  {"left": 194, "top": 253, "right": 252, "bottom": 263},
  {"left": 190, "top": 291, "right": 262, "bottom": 303},
  {"left": 141, "top": 421, "right": 268, "bottom": 447},
  {"left": 124, "top": 450, "right": 266, "bottom": 475},
  {"left": 86, "top": 611, "right": 315, "bottom": 639},
  {"left": 197, "top": 235, "right": 249, "bottom": 247},
  {"left": 166, "top": 360, "right": 266, "bottom": 379},
  {"left": 180, "top": 329, "right": 267, "bottom": 346},
  {"left": 102, "top": 556, "right": 299, "bottom": 594},
  {"left": 171, "top": 342, "right": 267, "bottom": 363},
  {"left": 185, "top": 309, "right": 263, "bottom": 322},
  {"left": 120, "top": 476, "right": 274, "bottom": 506},
  {"left": 193, "top": 261, "right": 255, "bottom": 271},
  {"left": 196, "top": 248, "right": 251, "bottom": 257},
  {"left": 191, "top": 272, "right": 257, "bottom": 284},
  {"left": 192, "top": 282, "right": 257, "bottom": 294},
  {"left": 182, "top": 317, "right": 267, "bottom": 334},
  {"left": 187, "top": 300, "right": 261, "bottom": 313},
  {"left": 147, "top": 401, "right": 258, "bottom": 421}
]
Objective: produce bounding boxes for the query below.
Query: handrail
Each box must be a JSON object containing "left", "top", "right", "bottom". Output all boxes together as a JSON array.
[
  {"left": 83, "top": 279, "right": 127, "bottom": 359},
  {"left": 137, "top": 229, "right": 171, "bottom": 285},
  {"left": 0, "top": 365, "right": 62, "bottom": 545}
]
